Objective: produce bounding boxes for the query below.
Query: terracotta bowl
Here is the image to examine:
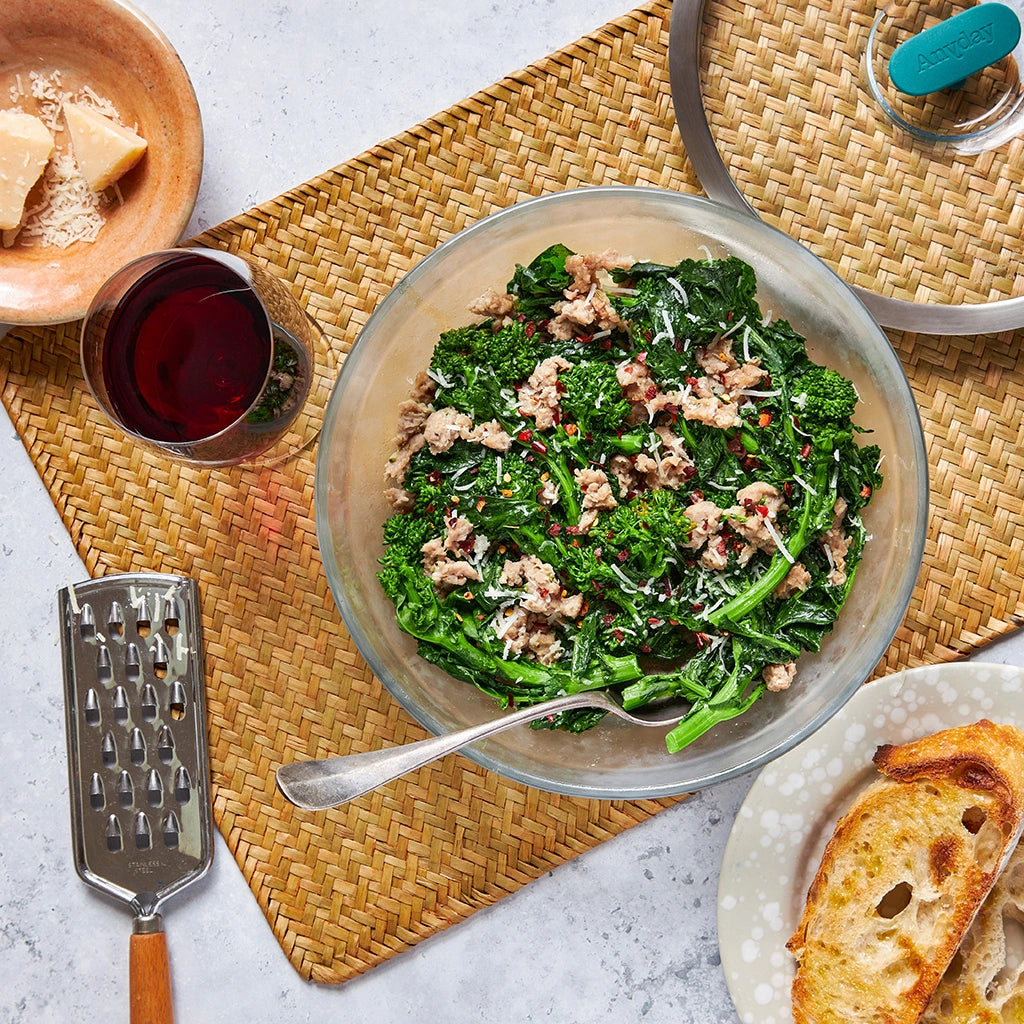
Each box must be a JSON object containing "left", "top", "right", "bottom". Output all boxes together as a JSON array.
[{"left": 0, "top": 0, "right": 203, "bottom": 325}]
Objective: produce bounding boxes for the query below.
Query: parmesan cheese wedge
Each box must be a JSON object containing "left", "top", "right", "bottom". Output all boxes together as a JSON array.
[
  {"left": 64, "top": 102, "right": 147, "bottom": 192},
  {"left": 0, "top": 110, "right": 55, "bottom": 231}
]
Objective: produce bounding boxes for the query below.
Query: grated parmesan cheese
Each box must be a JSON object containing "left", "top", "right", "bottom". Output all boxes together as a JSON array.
[{"left": 20, "top": 152, "right": 104, "bottom": 249}]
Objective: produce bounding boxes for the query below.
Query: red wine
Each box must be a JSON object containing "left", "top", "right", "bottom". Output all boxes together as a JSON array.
[{"left": 101, "top": 253, "right": 272, "bottom": 443}]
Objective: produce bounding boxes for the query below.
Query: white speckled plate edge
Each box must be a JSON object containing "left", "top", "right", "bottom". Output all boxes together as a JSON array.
[{"left": 717, "top": 661, "right": 1024, "bottom": 1024}]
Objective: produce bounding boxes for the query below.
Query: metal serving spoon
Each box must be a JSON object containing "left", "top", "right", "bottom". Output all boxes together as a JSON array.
[{"left": 275, "top": 690, "right": 688, "bottom": 810}]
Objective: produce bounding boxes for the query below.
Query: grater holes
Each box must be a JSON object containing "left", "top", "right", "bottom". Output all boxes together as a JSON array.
[
  {"left": 108, "top": 601, "right": 125, "bottom": 639},
  {"left": 146, "top": 769, "right": 163, "bottom": 806},
  {"left": 173, "top": 767, "right": 192, "bottom": 804},
  {"left": 125, "top": 643, "right": 142, "bottom": 683},
  {"left": 84, "top": 689, "right": 101, "bottom": 726},
  {"left": 156, "top": 726, "right": 174, "bottom": 763},
  {"left": 152, "top": 636, "right": 170, "bottom": 680},
  {"left": 89, "top": 773, "right": 104, "bottom": 810},
  {"left": 129, "top": 728, "right": 146, "bottom": 766},
  {"left": 169, "top": 680, "right": 188, "bottom": 721},
  {"left": 101, "top": 731, "right": 117, "bottom": 766},
  {"left": 136, "top": 596, "right": 152, "bottom": 637},
  {"left": 105, "top": 815, "right": 122, "bottom": 853},
  {"left": 113, "top": 686, "right": 129, "bottom": 723},
  {"left": 164, "top": 598, "right": 181, "bottom": 635},
  {"left": 117, "top": 770, "right": 134, "bottom": 807},
  {"left": 140, "top": 684, "right": 159, "bottom": 722},
  {"left": 79, "top": 603, "right": 96, "bottom": 638},
  {"left": 163, "top": 812, "right": 181, "bottom": 848},
  {"left": 96, "top": 645, "right": 113, "bottom": 685},
  {"left": 134, "top": 812, "right": 152, "bottom": 850}
]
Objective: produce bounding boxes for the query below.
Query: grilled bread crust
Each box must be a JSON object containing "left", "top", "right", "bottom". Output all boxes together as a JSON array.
[{"left": 787, "top": 721, "right": 1024, "bottom": 1024}]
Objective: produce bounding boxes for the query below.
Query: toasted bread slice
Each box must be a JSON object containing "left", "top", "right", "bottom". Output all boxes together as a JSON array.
[
  {"left": 921, "top": 838, "right": 1024, "bottom": 1024},
  {"left": 787, "top": 720, "right": 1024, "bottom": 1024}
]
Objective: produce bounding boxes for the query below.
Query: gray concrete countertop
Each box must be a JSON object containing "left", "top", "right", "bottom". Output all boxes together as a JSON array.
[{"left": 2, "top": 3, "right": 1022, "bottom": 1021}]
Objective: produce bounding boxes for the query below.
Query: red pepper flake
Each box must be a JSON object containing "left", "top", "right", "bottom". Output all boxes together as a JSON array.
[
  {"left": 525, "top": 322, "right": 536, "bottom": 338},
  {"left": 426, "top": 469, "right": 443, "bottom": 485},
  {"left": 644, "top": 384, "right": 658, "bottom": 401},
  {"left": 531, "top": 439, "right": 548, "bottom": 454},
  {"left": 602, "top": 613, "right": 616, "bottom": 627},
  {"left": 613, "top": 629, "right": 625, "bottom": 643},
  {"left": 647, "top": 617, "right": 662, "bottom": 627},
  {"left": 564, "top": 423, "right": 578, "bottom": 436},
  {"left": 758, "top": 411, "right": 773, "bottom": 428},
  {"left": 716, "top": 536, "right": 727, "bottom": 555},
  {"left": 640, "top": 643, "right": 652, "bottom": 654},
  {"left": 695, "top": 631, "right": 712, "bottom": 649},
  {"left": 727, "top": 311, "right": 734, "bottom": 321},
  {"left": 691, "top": 602, "right": 705, "bottom": 612},
  {"left": 800, "top": 443, "right": 812, "bottom": 458},
  {"left": 578, "top": 331, "right": 594, "bottom": 345},
  {"left": 755, "top": 504, "right": 769, "bottom": 518},
  {"left": 861, "top": 484, "right": 873, "bottom": 498},
  {"left": 518, "top": 429, "right": 533, "bottom": 442},
  {"left": 727, "top": 436, "right": 744, "bottom": 454},
  {"left": 636, "top": 350, "right": 648, "bottom": 364},
  {"left": 538, "top": 587, "right": 550, "bottom": 599},
  {"left": 617, "top": 550, "right": 629, "bottom": 563},
  {"left": 783, "top": 481, "right": 793, "bottom": 498},
  {"left": 600, "top": 338, "right": 612, "bottom": 350},
  {"left": 691, "top": 489, "right": 705, "bottom": 502},
  {"left": 643, "top": 329, "right": 653, "bottom": 343},
  {"left": 683, "top": 465, "right": 698, "bottom": 480},
  {"left": 686, "top": 375, "right": 701, "bottom": 388},
  {"left": 547, "top": 522, "right": 562, "bottom": 536},
  {"left": 555, "top": 380, "right": 567, "bottom": 394},
  {"left": 464, "top": 590, "right": 473, "bottom": 600}
]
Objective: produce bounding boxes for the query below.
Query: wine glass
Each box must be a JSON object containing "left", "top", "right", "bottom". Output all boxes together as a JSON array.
[{"left": 80, "top": 247, "right": 330, "bottom": 466}]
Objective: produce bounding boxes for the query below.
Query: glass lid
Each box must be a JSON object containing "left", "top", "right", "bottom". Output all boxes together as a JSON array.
[{"left": 669, "top": 0, "right": 1024, "bottom": 333}]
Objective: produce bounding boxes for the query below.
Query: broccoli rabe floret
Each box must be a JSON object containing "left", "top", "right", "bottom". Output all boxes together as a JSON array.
[
  {"left": 793, "top": 366, "right": 859, "bottom": 423},
  {"left": 559, "top": 360, "right": 631, "bottom": 436}
]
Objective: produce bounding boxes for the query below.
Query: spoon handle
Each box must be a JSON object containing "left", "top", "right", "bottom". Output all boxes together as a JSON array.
[{"left": 275, "top": 691, "right": 604, "bottom": 810}]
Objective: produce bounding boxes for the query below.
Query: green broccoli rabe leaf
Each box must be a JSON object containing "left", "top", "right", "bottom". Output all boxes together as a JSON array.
[
  {"left": 507, "top": 243, "right": 575, "bottom": 321},
  {"left": 615, "top": 256, "right": 759, "bottom": 330}
]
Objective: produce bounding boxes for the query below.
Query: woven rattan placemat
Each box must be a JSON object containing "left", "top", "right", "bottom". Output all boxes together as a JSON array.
[
  {"left": 2, "top": 0, "right": 1022, "bottom": 984},
  {"left": 700, "top": 0, "right": 1024, "bottom": 308}
]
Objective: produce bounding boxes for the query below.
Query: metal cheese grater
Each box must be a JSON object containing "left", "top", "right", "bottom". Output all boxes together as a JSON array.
[{"left": 59, "top": 573, "right": 213, "bottom": 1024}]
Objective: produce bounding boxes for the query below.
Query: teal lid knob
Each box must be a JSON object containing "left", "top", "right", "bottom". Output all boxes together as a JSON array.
[{"left": 888, "top": 2, "right": 1022, "bottom": 96}]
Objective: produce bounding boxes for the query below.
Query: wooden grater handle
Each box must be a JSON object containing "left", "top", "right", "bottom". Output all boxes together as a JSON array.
[{"left": 130, "top": 916, "right": 174, "bottom": 1024}]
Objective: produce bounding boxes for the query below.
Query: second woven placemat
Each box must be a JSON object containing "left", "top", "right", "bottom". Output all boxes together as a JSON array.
[{"left": 1, "top": 0, "right": 1022, "bottom": 984}]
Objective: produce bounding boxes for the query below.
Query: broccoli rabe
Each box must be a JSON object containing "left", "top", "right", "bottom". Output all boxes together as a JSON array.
[{"left": 378, "top": 244, "right": 882, "bottom": 752}]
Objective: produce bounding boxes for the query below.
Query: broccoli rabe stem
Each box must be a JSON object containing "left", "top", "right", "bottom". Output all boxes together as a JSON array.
[
  {"left": 664, "top": 678, "right": 765, "bottom": 753},
  {"left": 706, "top": 461, "right": 830, "bottom": 628}
]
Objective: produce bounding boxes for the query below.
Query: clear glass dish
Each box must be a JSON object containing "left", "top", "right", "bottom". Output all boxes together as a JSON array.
[{"left": 314, "top": 186, "right": 929, "bottom": 800}]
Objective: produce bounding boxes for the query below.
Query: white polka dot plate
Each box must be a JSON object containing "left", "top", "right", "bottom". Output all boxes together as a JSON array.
[{"left": 717, "top": 661, "right": 1024, "bottom": 1024}]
